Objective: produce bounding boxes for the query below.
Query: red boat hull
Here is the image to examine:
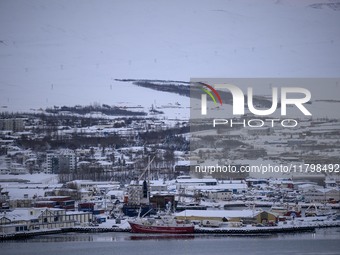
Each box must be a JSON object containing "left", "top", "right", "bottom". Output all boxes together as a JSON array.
[{"left": 129, "top": 221, "right": 195, "bottom": 234}]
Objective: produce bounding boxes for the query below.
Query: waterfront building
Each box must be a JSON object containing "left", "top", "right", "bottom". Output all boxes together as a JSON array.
[
  {"left": 175, "top": 209, "right": 278, "bottom": 224},
  {"left": 304, "top": 188, "right": 340, "bottom": 203},
  {"left": 0, "top": 208, "right": 92, "bottom": 234}
]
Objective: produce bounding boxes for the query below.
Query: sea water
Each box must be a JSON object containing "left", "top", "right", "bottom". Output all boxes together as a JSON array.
[{"left": 1, "top": 228, "right": 339, "bottom": 255}]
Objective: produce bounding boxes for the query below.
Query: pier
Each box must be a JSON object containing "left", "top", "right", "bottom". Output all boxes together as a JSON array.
[
  {"left": 194, "top": 225, "right": 316, "bottom": 234},
  {"left": 1, "top": 220, "right": 340, "bottom": 241}
]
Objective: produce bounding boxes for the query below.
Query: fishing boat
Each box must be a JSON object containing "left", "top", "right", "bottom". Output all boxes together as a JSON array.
[
  {"left": 270, "top": 203, "right": 301, "bottom": 217},
  {"left": 128, "top": 215, "right": 194, "bottom": 234},
  {"left": 127, "top": 156, "right": 194, "bottom": 234},
  {"left": 305, "top": 204, "right": 336, "bottom": 217}
]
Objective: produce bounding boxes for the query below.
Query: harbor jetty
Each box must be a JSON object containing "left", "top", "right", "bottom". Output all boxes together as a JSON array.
[{"left": 1, "top": 219, "right": 340, "bottom": 240}]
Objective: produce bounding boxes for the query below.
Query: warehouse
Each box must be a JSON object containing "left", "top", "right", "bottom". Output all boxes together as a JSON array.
[{"left": 175, "top": 209, "right": 278, "bottom": 224}]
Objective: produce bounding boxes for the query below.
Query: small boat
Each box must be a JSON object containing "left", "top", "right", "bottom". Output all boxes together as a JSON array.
[
  {"left": 270, "top": 203, "right": 301, "bottom": 218},
  {"left": 284, "top": 204, "right": 302, "bottom": 218},
  {"left": 128, "top": 215, "right": 194, "bottom": 234},
  {"left": 270, "top": 204, "right": 287, "bottom": 216},
  {"left": 305, "top": 204, "right": 336, "bottom": 217}
]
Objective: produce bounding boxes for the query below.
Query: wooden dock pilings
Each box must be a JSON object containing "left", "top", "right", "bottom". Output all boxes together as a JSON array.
[
  {"left": 0, "top": 227, "right": 130, "bottom": 240},
  {"left": 0, "top": 229, "right": 64, "bottom": 240}
]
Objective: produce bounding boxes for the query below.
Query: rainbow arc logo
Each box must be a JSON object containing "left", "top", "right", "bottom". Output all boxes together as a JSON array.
[{"left": 197, "top": 82, "right": 223, "bottom": 106}]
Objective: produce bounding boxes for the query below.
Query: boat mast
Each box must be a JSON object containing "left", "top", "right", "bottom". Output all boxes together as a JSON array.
[{"left": 138, "top": 155, "right": 155, "bottom": 205}]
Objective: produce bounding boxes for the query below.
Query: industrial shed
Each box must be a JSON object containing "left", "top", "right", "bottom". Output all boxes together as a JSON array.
[{"left": 175, "top": 209, "right": 278, "bottom": 224}]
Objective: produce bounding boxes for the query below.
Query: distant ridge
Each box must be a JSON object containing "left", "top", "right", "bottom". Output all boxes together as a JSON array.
[{"left": 117, "top": 79, "right": 276, "bottom": 108}]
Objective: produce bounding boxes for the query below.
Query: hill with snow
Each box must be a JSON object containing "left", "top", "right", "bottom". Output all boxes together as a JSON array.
[{"left": 0, "top": 0, "right": 339, "bottom": 117}]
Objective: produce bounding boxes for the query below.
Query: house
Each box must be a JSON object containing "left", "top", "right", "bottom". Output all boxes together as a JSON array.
[
  {"left": 9, "top": 163, "right": 28, "bottom": 174},
  {"left": 186, "top": 181, "right": 247, "bottom": 199},
  {"left": 205, "top": 189, "right": 232, "bottom": 201},
  {"left": 304, "top": 188, "right": 340, "bottom": 203},
  {"left": 136, "top": 180, "right": 168, "bottom": 192},
  {"left": 173, "top": 161, "right": 191, "bottom": 176},
  {"left": 150, "top": 194, "right": 176, "bottom": 210},
  {"left": 246, "top": 178, "right": 269, "bottom": 187}
]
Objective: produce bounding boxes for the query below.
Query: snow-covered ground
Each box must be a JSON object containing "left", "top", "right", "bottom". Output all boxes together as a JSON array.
[
  {"left": 0, "top": 173, "right": 59, "bottom": 199},
  {"left": 0, "top": 173, "right": 58, "bottom": 184}
]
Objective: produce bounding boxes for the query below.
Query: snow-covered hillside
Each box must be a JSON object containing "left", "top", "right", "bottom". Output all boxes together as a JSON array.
[{"left": 0, "top": 0, "right": 339, "bottom": 114}]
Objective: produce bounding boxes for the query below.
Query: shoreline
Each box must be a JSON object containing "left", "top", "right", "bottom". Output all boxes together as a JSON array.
[{"left": 1, "top": 220, "right": 340, "bottom": 241}]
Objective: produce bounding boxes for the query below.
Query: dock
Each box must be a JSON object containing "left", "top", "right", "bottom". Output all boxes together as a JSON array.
[{"left": 1, "top": 220, "right": 340, "bottom": 240}]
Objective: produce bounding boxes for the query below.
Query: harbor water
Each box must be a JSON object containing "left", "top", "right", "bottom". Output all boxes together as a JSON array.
[{"left": 1, "top": 228, "right": 340, "bottom": 255}]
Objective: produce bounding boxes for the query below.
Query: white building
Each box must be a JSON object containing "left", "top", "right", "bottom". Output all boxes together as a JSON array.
[
  {"left": 0, "top": 208, "right": 92, "bottom": 234},
  {"left": 45, "top": 149, "right": 76, "bottom": 174},
  {"left": 304, "top": 188, "right": 340, "bottom": 203},
  {"left": 205, "top": 189, "right": 232, "bottom": 201},
  {"left": 175, "top": 177, "right": 218, "bottom": 189},
  {"left": 9, "top": 163, "right": 28, "bottom": 175},
  {"left": 0, "top": 118, "right": 25, "bottom": 132}
]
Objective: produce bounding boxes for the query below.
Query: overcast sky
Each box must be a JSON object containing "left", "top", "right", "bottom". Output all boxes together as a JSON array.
[{"left": 0, "top": 0, "right": 339, "bottom": 111}]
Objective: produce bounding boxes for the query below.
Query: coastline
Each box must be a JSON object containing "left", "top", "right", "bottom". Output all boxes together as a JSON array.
[{"left": 1, "top": 219, "right": 340, "bottom": 241}]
